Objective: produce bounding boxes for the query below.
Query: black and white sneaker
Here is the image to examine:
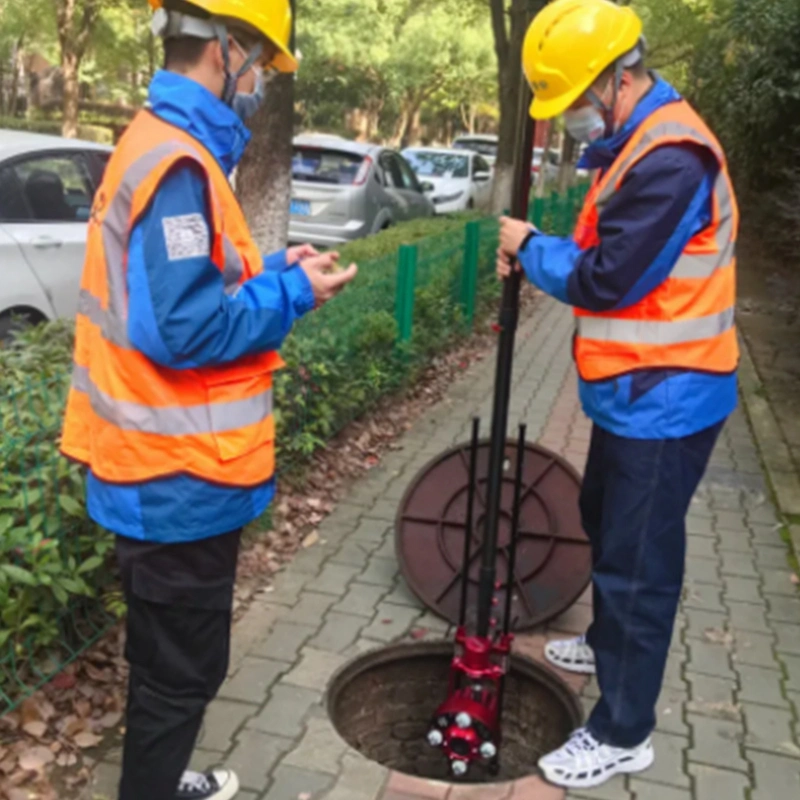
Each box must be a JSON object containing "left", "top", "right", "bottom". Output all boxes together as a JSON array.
[{"left": 176, "top": 769, "right": 239, "bottom": 800}]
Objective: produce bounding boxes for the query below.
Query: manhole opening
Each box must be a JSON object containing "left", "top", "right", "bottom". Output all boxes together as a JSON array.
[{"left": 327, "top": 641, "right": 582, "bottom": 784}]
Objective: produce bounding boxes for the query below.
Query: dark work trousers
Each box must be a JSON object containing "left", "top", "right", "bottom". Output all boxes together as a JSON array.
[
  {"left": 581, "top": 421, "right": 724, "bottom": 748},
  {"left": 116, "top": 529, "right": 242, "bottom": 800}
]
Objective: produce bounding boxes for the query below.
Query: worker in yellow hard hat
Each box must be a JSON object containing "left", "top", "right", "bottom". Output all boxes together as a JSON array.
[
  {"left": 60, "top": 2, "right": 356, "bottom": 799},
  {"left": 497, "top": 0, "right": 739, "bottom": 790}
]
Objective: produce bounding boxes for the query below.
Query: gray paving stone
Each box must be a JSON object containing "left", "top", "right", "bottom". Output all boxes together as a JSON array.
[
  {"left": 323, "top": 752, "right": 386, "bottom": 800},
  {"left": 646, "top": 731, "right": 690, "bottom": 787},
  {"left": 358, "top": 555, "right": 399, "bottom": 587},
  {"left": 567, "top": 775, "right": 631, "bottom": 799},
  {"left": 282, "top": 717, "right": 348, "bottom": 775},
  {"left": 262, "top": 764, "right": 334, "bottom": 800},
  {"left": 656, "top": 685, "right": 689, "bottom": 736},
  {"left": 762, "top": 569, "right": 800, "bottom": 597},
  {"left": 726, "top": 600, "right": 769, "bottom": 632},
  {"left": 686, "top": 557, "right": 723, "bottom": 585},
  {"left": 197, "top": 698, "right": 255, "bottom": 751},
  {"left": 287, "top": 592, "right": 337, "bottom": 626},
  {"left": 309, "top": 611, "right": 366, "bottom": 653},
  {"left": 371, "top": 534, "right": 397, "bottom": 560},
  {"left": 688, "top": 764, "right": 751, "bottom": 799},
  {"left": 687, "top": 713, "right": 748, "bottom": 772},
  {"left": 687, "top": 640, "right": 735, "bottom": 680},
  {"left": 312, "top": 563, "right": 361, "bottom": 596},
  {"left": 219, "top": 657, "right": 287, "bottom": 704},
  {"left": 226, "top": 730, "right": 293, "bottom": 790},
  {"left": 628, "top": 780, "right": 690, "bottom": 800},
  {"left": 684, "top": 609, "right": 728, "bottom": 640},
  {"left": 748, "top": 505, "right": 780, "bottom": 525},
  {"left": 686, "top": 672, "right": 740, "bottom": 721},
  {"left": 784, "top": 653, "right": 800, "bottom": 692},
  {"left": 742, "top": 702, "right": 798, "bottom": 755},
  {"left": 687, "top": 516, "right": 717, "bottom": 537},
  {"left": 723, "top": 576, "right": 763, "bottom": 605},
  {"left": 735, "top": 663, "right": 787, "bottom": 708},
  {"left": 247, "top": 684, "right": 321, "bottom": 739},
  {"left": 755, "top": 545, "right": 793, "bottom": 569},
  {"left": 714, "top": 510, "right": 748, "bottom": 532},
  {"left": 720, "top": 551, "right": 759, "bottom": 579},
  {"left": 281, "top": 647, "right": 347, "bottom": 691},
  {"left": 362, "top": 602, "right": 421, "bottom": 642},
  {"left": 333, "top": 583, "right": 389, "bottom": 617},
  {"left": 772, "top": 621, "right": 800, "bottom": 655},
  {"left": 251, "top": 621, "right": 318, "bottom": 663},
  {"left": 687, "top": 537, "right": 717, "bottom": 560},
  {"left": 683, "top": 585, "right": 725, "bottom": 614},
  {"left": 289, "top": 545, "right": 329, "bottom": 576},
  {"left": 382, "top": 578, "right": 423, "bottom": 608},
  {"left": 749, "top": 522, "right": 783, "bottom": 545},
  {"left": 267, "top": 570, "right": 311, "bottom": 606},
  {"left": 188, "top": 746, "right": 225, "bottom": 772},
  {"left": 747, "top": 750, "right": 800, "bottom": 800},
  {"left": 766, "top": 593, "right": 800, "bottom": 623},
  {"left": 717, "top": 532, "right": 755, "bottom": 554},
  {"left": 362, "top": 498, "right": 400, "bottom": 522},
  {"left": 351, "top": 518, "right": 391, "bottom": 543},
  {"left": 731, "top": 630, "right": 777, "bottom": 669}
]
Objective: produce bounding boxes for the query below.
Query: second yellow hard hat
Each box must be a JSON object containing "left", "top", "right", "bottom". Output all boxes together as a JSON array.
[{"left": 523, "top": 0, "right": 642, "bottom": 120}]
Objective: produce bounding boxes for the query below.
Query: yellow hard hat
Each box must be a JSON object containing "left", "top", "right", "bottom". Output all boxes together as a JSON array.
[
  {"left": 523, "top": 0, "right": 643, "bottom": 120},
  {"left": 149, "top": 0, "right": 297, "bottom": 73}
]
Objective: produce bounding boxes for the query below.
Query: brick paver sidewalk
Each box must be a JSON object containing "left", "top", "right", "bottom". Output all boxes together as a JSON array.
[{"left": 87, "top": 298, "right": 800, "bottom": 800}]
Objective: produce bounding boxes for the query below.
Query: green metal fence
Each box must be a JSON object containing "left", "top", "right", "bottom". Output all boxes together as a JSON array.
[{"left": 0, "top": 186, "right": 588, "bottom": 715}]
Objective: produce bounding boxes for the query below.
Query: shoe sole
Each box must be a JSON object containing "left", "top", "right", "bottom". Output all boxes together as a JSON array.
[
  {"left": 544, "top": 648, "right": 597, "bottom": 675},
  {"left": 210, "top": 773, "right": 240, "bottom": 800},
  {"left": 539, "top": 746, "right": 655, "bottom": 789}
]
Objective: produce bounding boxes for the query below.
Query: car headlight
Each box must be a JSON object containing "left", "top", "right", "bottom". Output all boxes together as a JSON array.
[{"left": 433, "top": 191, "right": 464, "bottom": 205}]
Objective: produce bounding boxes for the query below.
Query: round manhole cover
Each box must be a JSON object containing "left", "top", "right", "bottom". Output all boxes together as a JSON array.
[
  {"left": 327, "top": 641, "right": 583, "bottom": 783},
  {"left": 395, "top": 439, "right": 591, "bottom": 631}
]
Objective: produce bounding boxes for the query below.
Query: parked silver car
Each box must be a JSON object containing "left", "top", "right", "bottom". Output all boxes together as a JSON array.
[
  {"left": 288, "top": 135, "right": 434, "bottom": 248},
  {"left": 0, "top": 129, "right": 112, "bottom": 339}
]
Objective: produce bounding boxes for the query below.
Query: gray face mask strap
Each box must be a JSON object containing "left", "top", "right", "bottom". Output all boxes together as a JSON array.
[
  {"left": 586, "top": 58, "right": 626, "bottom": 135},
  {"left": 215, "top": 22, "right": 263, "bottom": 105}
]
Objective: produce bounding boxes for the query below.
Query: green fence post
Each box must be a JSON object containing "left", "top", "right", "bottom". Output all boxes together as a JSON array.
[
  {"left": 460, "top": 221, "right": 480, "bottom": 328},
  {"left": 395, "top": 244, "right": 418, "bottom": 343}
]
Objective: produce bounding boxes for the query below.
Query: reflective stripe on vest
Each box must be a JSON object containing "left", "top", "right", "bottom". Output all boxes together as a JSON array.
[
  {"left": 70, "top": 363, "right": 273, "bottom": 437},
  {"left": 572, "top": 102, "right": 738, "bottom": 381}
]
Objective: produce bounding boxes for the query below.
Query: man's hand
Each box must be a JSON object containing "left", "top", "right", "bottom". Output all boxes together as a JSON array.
[
  {"left": 287, "top": 243, "right": 319, "bottom": 265},
  {"left": 499, "top": 216, "right": 536, "bottom": 257},
  {"left": 496, "top": 247, "right": 521, "bottom": 281},
  {"left": 299, "top": 251, "right": 357, "bottom": 307}
]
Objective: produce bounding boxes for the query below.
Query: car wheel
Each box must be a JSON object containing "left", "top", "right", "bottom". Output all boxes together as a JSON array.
[{"left": 0, "top": 310, "right": 43, "bottom": 346}]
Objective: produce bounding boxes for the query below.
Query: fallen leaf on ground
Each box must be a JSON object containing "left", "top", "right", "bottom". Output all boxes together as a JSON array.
[
  {"left": 73, "top": 732, "right": 102, "bottom": 749},
  {"left": 301, "top": 531, "right": 319, "bottom": 549},
  {"left": 18, "top": 746, "right": 55, "bottom": 773}
]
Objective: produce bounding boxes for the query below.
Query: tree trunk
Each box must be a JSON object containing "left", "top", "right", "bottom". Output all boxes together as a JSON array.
[
  {"left": 9, "top": 36, "right": 24, "bottom": 117},
  {"left": 237, "top": 74, "right": 295, "bottom": 252},
  {"left": 557, "top": 135, "right": 577, "bottom": 194},
  {"left": 61, "top": 51, "right": 80, "bottom": 138},
  {"left": 489, "top": 0, "right": 548, "bottom": 214}
]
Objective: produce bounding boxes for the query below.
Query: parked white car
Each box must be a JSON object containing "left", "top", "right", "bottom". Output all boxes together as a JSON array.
[
  {"left": 401, "top": 147, "right": 493, "bottom": 214},
  {"left": 451, "top": 134, "right": 498, "bottom": 169},
  {"left": 0, "top": 129, "right": 112, "bottom": 339}
]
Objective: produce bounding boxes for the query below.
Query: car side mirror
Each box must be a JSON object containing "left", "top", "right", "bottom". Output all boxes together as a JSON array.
[
  {"left": 420, "top": 180, "right": 435, "bottom": 193},
  {"left": 474, "top": 172, "right": 490, "bottom": 183}
]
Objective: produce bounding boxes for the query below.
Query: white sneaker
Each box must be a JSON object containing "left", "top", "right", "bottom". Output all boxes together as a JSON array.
[
  {"left": 538, "top": 727, "right": 654, "bottom": 789},
  {"left": 176, "top": 769, "right": 239, "bottom": 800},
  {"left": 544, "top": 635, "right": 596, "bottom": 674}
]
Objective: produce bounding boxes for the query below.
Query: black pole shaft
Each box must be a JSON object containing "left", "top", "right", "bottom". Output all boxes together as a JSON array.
[
  {"left": 476, "top": 83, "right": 537, "bottom": 639},
  {"left": 459, "top": 418, "right": 481, "bottom": 628},
  {"left": 503, "top": 423, "right": 527, "bottom": 636}
]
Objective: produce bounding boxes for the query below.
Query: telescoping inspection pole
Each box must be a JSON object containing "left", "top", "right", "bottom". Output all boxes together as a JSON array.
[{"left": 475, "top": 81, "right": 537, "bottom": 639}]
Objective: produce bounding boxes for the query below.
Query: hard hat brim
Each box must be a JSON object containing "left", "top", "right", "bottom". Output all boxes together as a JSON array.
[
  {"left": 529, "top": 80, "right": 590, "bottom": 121},
  {"left": 272, "top": 44, "right": 298, "bottom": 73}
]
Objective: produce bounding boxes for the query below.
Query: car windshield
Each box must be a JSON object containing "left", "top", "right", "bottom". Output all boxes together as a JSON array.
[
  {"left": 452, "top": 139, "right": 497, "bottom": 159},
  {"left": 404, "top": 151, "right": 469, "bottom": 179},
  {"left": 291, "top": 146, "right": 365, "bottom": 185}
]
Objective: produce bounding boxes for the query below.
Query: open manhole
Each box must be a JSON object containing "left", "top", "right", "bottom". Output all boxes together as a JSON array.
[{"left": 327, "top": 641, "right": 582, "bottom": 783}]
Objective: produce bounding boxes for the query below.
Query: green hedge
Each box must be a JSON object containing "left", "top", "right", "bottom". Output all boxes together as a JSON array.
[
  {"left": 0, "top": 214, "right": 502, "bottom": 711},
  {"left": 0, "top": 116, "right": 115, "bottom": 145}
]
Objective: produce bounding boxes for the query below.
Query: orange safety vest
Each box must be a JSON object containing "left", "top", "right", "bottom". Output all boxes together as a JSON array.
[
  {"left": 60, "top": 110, "right": 284, "bottom": 487},
  {"left": 572, "top": 100, "right": 739, "bottom": 382}
]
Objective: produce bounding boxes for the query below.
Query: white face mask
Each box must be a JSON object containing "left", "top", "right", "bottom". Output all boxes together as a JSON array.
[
  {"left": 232, "top": 67, "right": 265, "bottom": 122},
  {"left": 564, "top": 105, "right": 607, "bottom": 145}
]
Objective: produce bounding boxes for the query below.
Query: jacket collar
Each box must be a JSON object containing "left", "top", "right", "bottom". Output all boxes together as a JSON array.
[
  {"left": 578, "top": 75, "right": 682, "bottom": 171},
  {"left": 145, "top": 70, "right": 251, "bottom": 175}
]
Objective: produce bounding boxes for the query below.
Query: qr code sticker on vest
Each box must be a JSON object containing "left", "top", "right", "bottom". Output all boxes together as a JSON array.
[{"left": 162, "top": 213, "right": 210, "bottom": 261}]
